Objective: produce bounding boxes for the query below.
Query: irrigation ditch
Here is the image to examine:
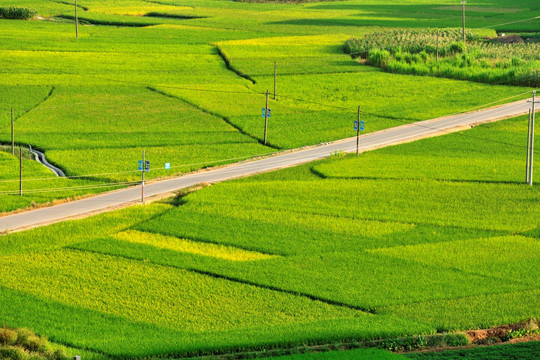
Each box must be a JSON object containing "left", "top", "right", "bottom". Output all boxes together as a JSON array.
[
  {"left": 0, "top": 144, "right": 66, "bottom": 177},
  {"left": 28, "top": 146, "right": 66, "bottom": 177}
]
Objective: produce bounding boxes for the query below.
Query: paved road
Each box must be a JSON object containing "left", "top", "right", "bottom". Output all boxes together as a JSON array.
[{"left": 0, "top": 99, "right": 531, "bottom": 233}]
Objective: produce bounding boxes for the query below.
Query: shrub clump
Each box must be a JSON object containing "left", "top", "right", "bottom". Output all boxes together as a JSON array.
[
  {"left": 377, "top": 333, "right": 469, "bottom": 352},
  {"left": 0, "top": 327, "right": 68, "bottom": 360},
  {"left": 0, "top": 7, "right": 38, "bottom": 20}
]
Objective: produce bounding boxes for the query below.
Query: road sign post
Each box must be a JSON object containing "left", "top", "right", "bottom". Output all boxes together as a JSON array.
[
  {"left": 141, "top": 150, "right": 146, "bottom": 203},
  {"left": 356, "top": 106, "right": 361, "bottom": 156},
  {"left": 264, "top": 90, "right": 269, "bottom": 145}
]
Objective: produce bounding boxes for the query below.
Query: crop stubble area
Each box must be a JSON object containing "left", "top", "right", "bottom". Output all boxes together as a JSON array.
[{"left": 0, "top": 0, "right": 539, "bottom": 359}]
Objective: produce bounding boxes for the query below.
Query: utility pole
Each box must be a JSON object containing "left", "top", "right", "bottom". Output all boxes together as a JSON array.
[
  {"left": 19, "top": 146, "right": 22, "bottom": 196},
  {"left": 526, "top": 109, "right": 532, "bottom": 184},
  {"left": 11, "top": 108, "right": 14, "bottom": 155},
  {"left": 356, "top": 106, "right": 360, "bottom": 156},
  {"left": 436, "top": 31, "right": 439, "bottom": 62},
  {"left": 461, "top": 1, "right": 466, "bottom": 44},
  {"left": 264, "top": 90, "right": 269, "bottom": 145},
  {"left": 75, "top": 0, "right": 79, "bottom": 39},
  {"left": 274, "top": 61, "right": 277, "bottom": 101},
  {"left": 141, "top": 150, "right": 145, "bottom": 203},
  {"left": 527, "top": 90, "right": 539, "bottom": 186}
]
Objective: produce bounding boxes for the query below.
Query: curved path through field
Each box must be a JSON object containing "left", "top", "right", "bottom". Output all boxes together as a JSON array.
[{"left": 0, "top": 99, "right": 531, "bottom": 233}]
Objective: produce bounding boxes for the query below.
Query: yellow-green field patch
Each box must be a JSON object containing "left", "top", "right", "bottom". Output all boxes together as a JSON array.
[{"left": 114, "top": 230, "right": 277, "bottom": 261}]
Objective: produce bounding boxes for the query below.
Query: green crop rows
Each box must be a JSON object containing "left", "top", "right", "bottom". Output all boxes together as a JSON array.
[
  {"left": 0, "top": 0, "right": 537, "bottom": 212},
  {"left": 0, "top": 114, "right": 537, "bottom": 358},
  {"left": 344, "top": 28, "right": 540, "bottom": 86},
  {"left": 0, "top": 1, "right": 539, "bottom": 358}
]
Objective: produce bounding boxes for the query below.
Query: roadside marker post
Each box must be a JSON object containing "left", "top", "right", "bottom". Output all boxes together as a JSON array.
[{"left": 165, "top": 163, "right": 171, "bottom": 170}]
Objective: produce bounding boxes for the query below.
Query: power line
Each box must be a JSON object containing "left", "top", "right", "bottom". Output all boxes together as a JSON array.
[
  {"left": 0, "top": 151, "right": 276, "bottom": 184},
  {"left": 0, "top": 180, "right": 140, "bottom": 195},
  {"left": 0, "top": 89, "right": 532, "bottom": 185}
]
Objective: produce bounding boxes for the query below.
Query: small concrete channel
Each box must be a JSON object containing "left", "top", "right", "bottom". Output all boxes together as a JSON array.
[{"left": 28, "top": 145, "right": 66, "bottom": 177}]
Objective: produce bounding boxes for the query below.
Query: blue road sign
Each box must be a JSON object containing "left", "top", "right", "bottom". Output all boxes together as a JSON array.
[
  {"left": 268, "top": 109, "right": 271, "bottom": 118},
  {"left": 262, "top": 108, "right": 266, "bottom": 117},
  {"left": 145, "top": 161, "right": 150, "bottom": 171},
  {"left": 165, "top": 163, "right": 171, "bottom": 170},
  {"left": 360, "top": 121, "right": 365, "bottom": 131},
  {"left": 138, "top": 160, "right": 143, "bottom": 171},
  {"left": 354, "top": 120, "right": 358, "bottom": 131}
]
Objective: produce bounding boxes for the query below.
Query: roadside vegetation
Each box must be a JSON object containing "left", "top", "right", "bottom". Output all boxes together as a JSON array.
[{"left": 344, "top": 29, "right": 540, "bottom": 87}]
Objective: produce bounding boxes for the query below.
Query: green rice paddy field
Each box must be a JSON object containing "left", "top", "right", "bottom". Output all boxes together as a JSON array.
[
  {"left": 0, "top": 0, "right": 539, "bottom": 359},
  {"left": 0, "top": 115, "right": 538, "bottom": 358},
  {"left": 0, "top": 0, "right": 538, "bottom": 212}
]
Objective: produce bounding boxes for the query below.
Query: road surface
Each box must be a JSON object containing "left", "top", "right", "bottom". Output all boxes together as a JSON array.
[{"left": 0, "top": 99, "right": 531, "bottom": 233}]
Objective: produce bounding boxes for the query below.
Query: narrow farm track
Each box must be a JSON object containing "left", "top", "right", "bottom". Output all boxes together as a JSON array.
[{"left": 0, "top": 99, "right": 532, "bottom": 233}]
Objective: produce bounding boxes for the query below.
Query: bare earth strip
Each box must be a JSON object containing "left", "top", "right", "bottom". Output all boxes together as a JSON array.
[{"left": 0, "top": 99, "right": 531, "bottom": 233}]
